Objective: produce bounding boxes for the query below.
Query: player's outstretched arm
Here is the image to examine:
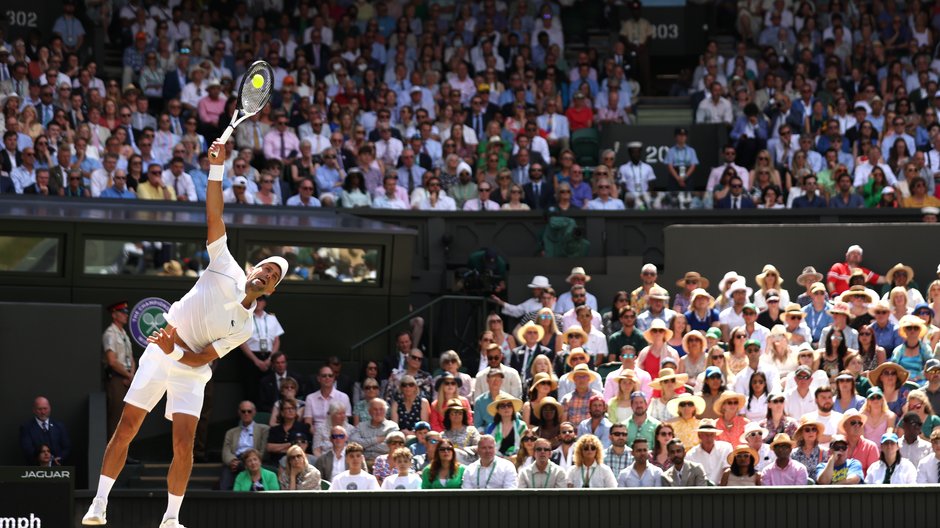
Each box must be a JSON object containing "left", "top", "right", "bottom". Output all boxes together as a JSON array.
[{"left": 206, "top": 141, "right": 227, "bottom": 245}]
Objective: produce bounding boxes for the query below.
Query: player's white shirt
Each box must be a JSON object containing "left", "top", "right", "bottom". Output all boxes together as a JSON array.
[
  {"left": 164, "top": 234, "right": 255, "bottom": 358},
  {"left": 331, "top": 470, "right": 379, "bottom": 490}
]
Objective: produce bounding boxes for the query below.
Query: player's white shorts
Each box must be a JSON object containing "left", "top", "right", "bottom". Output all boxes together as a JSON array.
[{"left": 124, "top": 342, "right": 213, "bottom": 420}]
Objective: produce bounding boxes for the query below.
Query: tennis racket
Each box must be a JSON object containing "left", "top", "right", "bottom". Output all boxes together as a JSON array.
[{"left": 210, "top": 60, "right": 275, "bottom": 158}]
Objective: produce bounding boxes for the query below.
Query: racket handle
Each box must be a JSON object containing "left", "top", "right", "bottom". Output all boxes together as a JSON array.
[{"left": 211, "top": 125, "right": 236, "bottom": 158}]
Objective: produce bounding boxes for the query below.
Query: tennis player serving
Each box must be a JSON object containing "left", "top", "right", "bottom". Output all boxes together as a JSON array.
[{"left": 83, "top": 140, "right": 288, "bottom": 528}]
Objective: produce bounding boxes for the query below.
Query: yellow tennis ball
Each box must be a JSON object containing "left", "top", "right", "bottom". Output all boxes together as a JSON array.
[{"left": 251, "top": 74, "right": 264, "bottom": 89}]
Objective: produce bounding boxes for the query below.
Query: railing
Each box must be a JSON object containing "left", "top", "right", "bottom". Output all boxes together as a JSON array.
[{"left": 349, "top": 295, "right": 493, "bottom": 365}]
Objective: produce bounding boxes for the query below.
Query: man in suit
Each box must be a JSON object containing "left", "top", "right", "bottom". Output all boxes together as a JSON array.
[
  {"left": 1, "top": 130, "right": 21, "bottom": 175},
  {"left": 219, "top": 401, "right": 270, "bottom": 490},
  {"left": 22, "top": 168, "right": 56, "bottom": 196},
  {"left": 715, "top": 175, "right": 756, "bottom": 209},
  {"left": 510, "top": 322, "right": 554, "bottom": 382},
  {"left": 20, "top": 396, "right": 71, "bottom": 464},
  {"left": 304, "top": 30, "right": 330, "bottom": 80},
  {"left": 661, "top": 439, "right": 707, "bottom": 486},
  {"left": 162, "top": 53, "right": 190, "bottom": 101},
  {"left": 314, "top": 425, "right": 348, "bottom": 481},
  {"left": 523, "top": 162, "right": 555, "bottom": 210},
  {"left": 35, "top": 85, "right": 60, "bottom": 127},
  {"left": 466, "top": 94, "right": 492, "bottom": 141},
  {"left": 257, "top": 352, "right": 309, "bottom": 413}
]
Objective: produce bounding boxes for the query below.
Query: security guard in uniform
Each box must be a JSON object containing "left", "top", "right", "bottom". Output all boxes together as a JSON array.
[{"left": 102, "top": 301, "right": 136, "bottom": 438}]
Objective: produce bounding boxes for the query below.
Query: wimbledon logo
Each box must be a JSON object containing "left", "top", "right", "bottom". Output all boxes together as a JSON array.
[{"left": 129, "top": 297, "right": 172, "bottom": 347}]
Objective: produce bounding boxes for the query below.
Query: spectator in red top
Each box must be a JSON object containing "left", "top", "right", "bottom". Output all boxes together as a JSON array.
[
  {"left": 565, "top": 92, "right": 594, "bottom": 133},
  {"left": 826, "top": 245, "right": 884, "bottom": 296}
]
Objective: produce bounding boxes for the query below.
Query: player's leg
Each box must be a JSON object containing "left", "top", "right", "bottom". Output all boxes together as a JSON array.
[
  {"left": 82, "top": 403, "right": 148, "bottom": 525},
  {"left": 101, "top": 403, "right": 148, "bottom": 478},
  {"left": 85, "top": 344, "right": 169, "bottom": 525},
  {"left": 162, "top": 413, "right": 198, "bottom": 526},
  {"left": 161, "top": 364, "right": 211, "bottom": 527}
]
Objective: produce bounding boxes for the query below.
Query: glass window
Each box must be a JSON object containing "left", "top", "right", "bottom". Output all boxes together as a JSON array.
[
  {"left": 0, "top": 236, "right": 59, "bottom": 273},
  {"left": 83, "top": 239, "right": 205, "bottom": 276},
  {"left": 246, "top": 244, "right": 381, "bottom": 284}
]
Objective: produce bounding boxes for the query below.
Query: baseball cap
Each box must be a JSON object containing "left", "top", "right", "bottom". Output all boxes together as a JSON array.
[{"left": 232, "top": 176, "right": 248, "bottom": 187}]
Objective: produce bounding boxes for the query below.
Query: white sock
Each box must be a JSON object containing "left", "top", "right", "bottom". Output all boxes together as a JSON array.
[
  {"left": 162, "top": 493, "right": 184, "bottom": 523},
  {"left": 95, "top": 475, "right": 116, "bottom": 501}
]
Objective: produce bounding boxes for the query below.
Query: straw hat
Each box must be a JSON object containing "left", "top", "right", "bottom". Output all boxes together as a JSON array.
[
  {"left": 665, "top": 393, "right": 706, "bottom": 416},
  {"left": 527, "top": 275, "right": 552, "bottom": 289},
  {"left": 867, "top": 300, "right": 891, "bottom": 317},
  {"left": 767, "top": 324, "right": 791, "bottom": 341},
  {"left": 696, "top": 418, "right": 721, "bottom": 433},
  {"left": 897, "top": 314, "right": 928, "bottom": 339},
  {"left": 676, "top": 271, "right": 710, "bottom": 289},
  {"left": 739, "top": 422, "right": 769, "bottom": 443},
  {"left": 839, "top": 285, "right": 876, "bottom": 304},
  {"left": 642, "top": 318, "right": 674, "bottom": 342},
  {"left": 793, "top": 416, "right": 825, "bottom": 443},
  {"left": 783, "top": 303, "right": 806, "bottom": 319},
  {"left": 885, "top": 263, "right": 915, "bottom": 284},
  {"left": 161, "top": 260, "right": 184, "bottom": 276},
  {"left": 562, "top": 326, "right": 588, "bottom": 345},
  {"left": 650, "top": 368, "right": 689, "bottom": 390},
  {"left": 827, "top": 301, "right": 852, "bottom": 318},
  {"left": 725, "top": 280, "right": 753, "bottom": 299},
  {"left": 568, "top": 363, "right": 601, "bottom": 384},
  {"left": 727, "top": 444, "right": 759, "bottom": 465},
  {"left": 720, "top": 272, "right": 742, "bottom": 292},
  {"left": 534, "top": 396, "right": 563, "bottom": 419},
  {"left": 837, "top": 408, "right": 868, "bottom": 434},
  {"left": 648, "top": 286, "right": 670, "bottom": 301},
  {"left": 769, "top": 433, "right": 795, "bottom": 448},
  {"left": 689, "top": 288, "right": 715, "bottom": 307},
  {"left": 445, "top": 398, "right": 467, "bottom": 412},
  {"left": 810, "top": 282, "right": 827, "bottom": 294},
  {"left": 565, "top": 347, "right": 591, "bottom": 367},
  {"left": 796, "top": 266, "right": 824, "bottom": 286},
  {"left": 682, "top": 330, "right": 706, "bottom": 351},
  {"left": 612, "top": 369, "right": 639, "bottom": 385},
  {"left": 486, "top": 393, "right": 524, "bottom": 416},
  {"left": 530, "top": 372, "right": 558, "bottom": 393},
  {"left": 712, "top": 391, "right": 747, "bottom": 414},
  {"left": 868, "top": 361, "right": 910, "bottom": 387},
  {"left": 755, "top": 264, "right": 784, "bottom": 289},
  {"left": 516, "top": 321, "right": 546, "bottom": 344},
  {"left": 566, "top": 266, "right": 592, "bottom": 283}
]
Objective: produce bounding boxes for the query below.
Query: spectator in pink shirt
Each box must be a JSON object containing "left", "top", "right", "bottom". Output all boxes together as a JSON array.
[
  {"left": 197, "top": 79, "right": 226, "bottom": 138},
  {"left": 761, "top": 433, "right": 808, "bottom": 486},
  {"left": 264, "top": 111, "right": 301, "bottom": 162}
]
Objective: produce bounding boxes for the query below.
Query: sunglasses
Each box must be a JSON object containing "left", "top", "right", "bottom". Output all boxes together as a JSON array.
[
  {"left": 534, "top": 447, "right": 552, "bottom": 452},
  {"left": 610, "top": 432, "right": 627, "bottom": 437},
  {"left": 830, "top": 444, "right": 848, "bottom": 452},
  {"left": 409, "top": 355, "right": 423, "bottom": 361},
  {"left": 330, "top": 434, "right": 346, "bottom": 439},
  {"left": 678, "top": 402, "right": 695, "bottom": 408},
  {"left": 522, "top": 436, "right": 537, "bottom": 442},
  {"left": 581, "top": 445, "right": 597, "bottom": 451},
  {"left": 438, "top": 447, "right": 454, "bottom": 453}
]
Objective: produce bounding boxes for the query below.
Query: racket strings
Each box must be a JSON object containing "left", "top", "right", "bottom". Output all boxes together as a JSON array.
[{"left": 241, "top": 66, "right": 273, "bottom": 114}]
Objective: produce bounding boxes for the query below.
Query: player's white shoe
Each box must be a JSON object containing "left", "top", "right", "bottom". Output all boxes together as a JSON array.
[
  {"left": 159, "top": 519, "right": 187, "bottom": 528},
  {"left": 81, "top": 497, "right": 108, "bottom": 525}
]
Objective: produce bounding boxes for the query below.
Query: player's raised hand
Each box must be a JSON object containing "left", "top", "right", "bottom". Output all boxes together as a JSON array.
[
  {"left": 208, "top": 141, "right": 226, "bottom": 163},
  {"left": 148, "top": 326, "right": 177, "bottom": 355}
]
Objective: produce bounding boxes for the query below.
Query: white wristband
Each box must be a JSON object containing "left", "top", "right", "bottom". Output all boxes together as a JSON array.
[
  {"left": 208, "top": 164, "right": 224, "bottom": 182},
  {"left": 168, "top": 347, "right": 184, "bottom": 361}
]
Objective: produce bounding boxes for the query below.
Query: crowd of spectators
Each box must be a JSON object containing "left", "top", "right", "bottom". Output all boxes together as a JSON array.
[
  {"left": 171, "top": 253, "right": 940, "bottom": 490},
  {"left": 5, "top": 0, "right": 940, "bottom": 211}
]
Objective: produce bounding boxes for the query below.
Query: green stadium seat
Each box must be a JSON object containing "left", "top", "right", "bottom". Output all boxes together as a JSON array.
[{"left": 571, "top": 127, "right": 600, "bottom": 167}]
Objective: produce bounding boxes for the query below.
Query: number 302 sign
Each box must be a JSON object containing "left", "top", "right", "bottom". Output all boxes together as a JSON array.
[
  {"left": 6, "top": 10, "right": 38, "bottom": 28},
  {"left": 3, "top": 0, "right": 55, "bottom": 40}
]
